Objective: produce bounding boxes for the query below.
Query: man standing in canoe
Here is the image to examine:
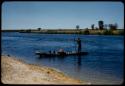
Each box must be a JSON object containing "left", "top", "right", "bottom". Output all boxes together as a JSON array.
[{"left": 76, "top": 38, "right": 82, "bottom": 53}]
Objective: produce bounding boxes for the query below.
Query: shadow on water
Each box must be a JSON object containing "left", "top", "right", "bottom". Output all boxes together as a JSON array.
[
  {"left": 37, "top": 54, "right": 84, "bottom": 71},
  {"left": 37, "top": 54, "right": 65, "bottom": 59}
]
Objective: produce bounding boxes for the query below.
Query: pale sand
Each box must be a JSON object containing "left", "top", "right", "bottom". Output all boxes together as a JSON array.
[{"left": 1, "top": 55, "right": 89, "bottom": 84}]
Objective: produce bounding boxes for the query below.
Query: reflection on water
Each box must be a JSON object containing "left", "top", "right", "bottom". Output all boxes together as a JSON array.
[
  {"left": 77, "top": 56, "right": 82, "bottom": 69},
  {"left": 2, "top": 32, "right": 124, "bottom": 84}
]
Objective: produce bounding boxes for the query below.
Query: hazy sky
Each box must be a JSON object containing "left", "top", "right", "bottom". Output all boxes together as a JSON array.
[{"left": 2, "top": 1, "right": 124, "bottom": 29}]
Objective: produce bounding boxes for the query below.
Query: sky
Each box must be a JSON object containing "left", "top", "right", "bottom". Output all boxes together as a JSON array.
[{"left": 2, "top": 1, "right": 124, "bottom": 30}]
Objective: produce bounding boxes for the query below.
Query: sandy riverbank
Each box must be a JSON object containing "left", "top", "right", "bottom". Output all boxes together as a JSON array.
[{"left": 1, "top": 55, "right": 89, "bottom": 84}]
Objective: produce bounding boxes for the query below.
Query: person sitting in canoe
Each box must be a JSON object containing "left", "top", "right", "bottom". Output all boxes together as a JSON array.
[{"left": 57, "top": 48, "right": 66, "bottom": 55}]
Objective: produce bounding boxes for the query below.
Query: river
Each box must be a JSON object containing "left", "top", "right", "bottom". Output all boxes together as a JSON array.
[{"left": 2, "top": 32, "right": 124, "bottom": 84}]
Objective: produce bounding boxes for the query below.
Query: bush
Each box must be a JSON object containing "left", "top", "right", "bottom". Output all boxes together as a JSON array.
[
  {"left": 119, "top": 30, "right": 124, "bottom": 35},
  {"left": 84, "top": 29, "right": 90, "bottom": 35},
  {"left": 103, "top": 30, "right": 113, "bottom": 35}
]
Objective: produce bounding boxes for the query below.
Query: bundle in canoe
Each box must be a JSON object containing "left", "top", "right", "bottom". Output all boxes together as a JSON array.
[{"left": 35, "top": 51, "right": 88, "bottom": 57}]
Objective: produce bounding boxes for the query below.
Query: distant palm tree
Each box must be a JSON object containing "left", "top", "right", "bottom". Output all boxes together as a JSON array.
[
  {"left": 98, "top": 20, "right": 104, "bottom": 30},
  {"left": 91, "top": 24, "right": 94, "bottom": 30},
  {"left": 76, "top": 25, "right": 80, "bottom": 30}
]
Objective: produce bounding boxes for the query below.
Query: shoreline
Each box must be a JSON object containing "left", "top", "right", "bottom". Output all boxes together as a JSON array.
[
  {"left": 2, "top": 29, "right": 124, "bottom": 35},
  {"left": 1, "top": 55, "right": 90, "bottom": 84}
]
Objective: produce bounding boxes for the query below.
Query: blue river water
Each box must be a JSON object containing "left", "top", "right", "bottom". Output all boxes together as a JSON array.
[{"left": 2, "top": 32, "right": 124, "bottom": 84}]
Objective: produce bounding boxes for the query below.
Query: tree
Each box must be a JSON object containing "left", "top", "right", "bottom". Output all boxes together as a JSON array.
[
  {"left": 109, "top": 24, "right": 113, "bottom": 30},
  {"left": 37, "top": 28, "right": 41, "bottom": 31},
  {"left": 91, "top": 24, "right": 94, "bottom": 30},
  {"left": 104, "top": 24, "right": 108, "bottom": 29},
  {"left": 114, "top": 23, "right": 118, "bottom": 29},
  {"left": 95, "top": 27, "right": 98, "bottom": 30},
  {"left": 76, "top": 25, "right": 80, "bottom": 30},
  {"left": 109, "top": 23, "right": 117, "bottom": 30},
  {"left": 98, "top": 20, "right": 104, "bottom": 30}
]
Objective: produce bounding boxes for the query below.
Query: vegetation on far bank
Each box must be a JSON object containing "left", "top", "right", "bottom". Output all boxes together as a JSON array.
[
  {"left": 2, "top": 20, "right": 124, "bottom": 35},
  {"left": 2, "top": 29, "right": 124, "bottom": 35}
]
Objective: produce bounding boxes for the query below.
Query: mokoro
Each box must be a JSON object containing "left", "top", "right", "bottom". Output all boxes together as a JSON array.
[{"left": 35, "top": 51, "right": 88, "bottom": 57}]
